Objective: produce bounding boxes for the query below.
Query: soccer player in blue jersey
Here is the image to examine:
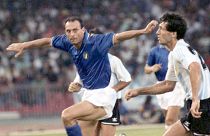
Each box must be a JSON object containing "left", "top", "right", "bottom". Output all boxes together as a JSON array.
[
  {"left": 7, "top": 16, "right": 158, "bottom": 136},
  {"left": 68, "top": 28, "right": 131, "bottom": 136},
  {"left": 144, "top": 44, "right": 185, "bottom": 130},
  {"left": 69, "top": 53, "right": 131, "bottom": 136},
  {"left": 125, "top": 13, "right": 210, "bottom": 136}
]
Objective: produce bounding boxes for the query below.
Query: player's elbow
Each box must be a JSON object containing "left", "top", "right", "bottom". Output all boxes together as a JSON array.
[
  {"left": 165, "top": 81, "right": 176, "bottom": 92},
  {"left": 124, "top": 80, "right": 132, "bottom": 87},
  {"left": 166, "top": 86, "right": 174, "bottom": 93}
]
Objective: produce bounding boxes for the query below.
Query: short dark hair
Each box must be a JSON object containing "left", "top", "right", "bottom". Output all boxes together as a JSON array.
[
  {"left": 64, "top": 16, "right": 84, "bottom": 28},
  {"left": 89, "top": 28, "right": 103, "bottom": 34},
  {"left": 160, "top": 13, "right": 187, "bottom": 39}
]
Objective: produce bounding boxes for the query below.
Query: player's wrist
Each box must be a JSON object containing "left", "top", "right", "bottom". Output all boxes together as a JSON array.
[
  {"left": 141, "top": 29, "right": 148, "bottom": 34},
  {"left": 22, "top": 42, "right": 30, "bottom": 50},
  {"left": 192, "top": 97, "right": 199, "bottom": 102}
]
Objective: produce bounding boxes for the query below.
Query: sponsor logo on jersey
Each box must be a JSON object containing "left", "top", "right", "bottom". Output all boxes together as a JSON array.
[{"left": 83, "top": 52, "right": 88, "bottom": 60}]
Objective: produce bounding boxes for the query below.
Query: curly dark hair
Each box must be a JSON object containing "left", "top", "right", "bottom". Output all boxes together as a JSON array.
[{"left": 160, "top": 13, "right": 187, "bottom": 39}]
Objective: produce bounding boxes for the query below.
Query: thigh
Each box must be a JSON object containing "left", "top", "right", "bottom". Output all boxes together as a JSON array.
[
  {"left": 82, "top": 87, "right": 117, "bottom": 119},
  {"left": 100, "top": 99, "right": 121, "bottom": 125},
  {"left": 63, "top": 100, "right": 106, "bottom": 121},
  {"left": 164, "top": 120, "right": 188, "bottom": 136},
  {"left": 182, "top": 98, "right": 210, "bottom": 135},
  {"left": 166, "top": 106, "right": 181, "bottom": 121}
]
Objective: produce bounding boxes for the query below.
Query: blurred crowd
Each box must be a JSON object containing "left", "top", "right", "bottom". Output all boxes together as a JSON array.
[{"left": 0, "top": 0, "right": 210, "bottom": 119}]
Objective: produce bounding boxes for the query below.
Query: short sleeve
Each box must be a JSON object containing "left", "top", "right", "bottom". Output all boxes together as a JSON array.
[
  {"left": 95, "top": 32, "right": 114, "bottom": 56},
  {"left": 173, "top": 46, "right": 200, "bottom": 70},
  {"left": 51, "top": 34, "right": 71, "bottom": 52},
  {"left": 165, "top": 53, "right": 177, "bottom": 81},
  {"left": 112, "top": 56, "right": 132, "bottom": 82}
]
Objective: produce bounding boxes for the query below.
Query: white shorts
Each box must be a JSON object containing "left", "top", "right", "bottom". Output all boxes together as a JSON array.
[
  {"left": 81, "top": 87, "right": 117, "bottom": 120},
  {"left": 156, "top": 82, "right": 185, "bottom": 110}
]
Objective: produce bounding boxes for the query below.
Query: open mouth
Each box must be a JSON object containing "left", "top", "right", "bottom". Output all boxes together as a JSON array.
[{"left": 71, "top": 39, "right": 76, "bottom": 42}]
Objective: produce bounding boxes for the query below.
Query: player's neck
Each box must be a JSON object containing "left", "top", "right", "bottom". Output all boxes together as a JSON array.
[
  {"left": 167, "top": 39, "right": 177, "bottom": 51},
  {"left": 74, "top": 42, "right": 82, "bottom": 50}
]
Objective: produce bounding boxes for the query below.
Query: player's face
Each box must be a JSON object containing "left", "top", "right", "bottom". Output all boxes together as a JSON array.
[
  {"left": 65, "top": 20, "right": 85, "bottom": 47},
  {"left": 156, "top": 22, "right": 173, "bottom": 46}
]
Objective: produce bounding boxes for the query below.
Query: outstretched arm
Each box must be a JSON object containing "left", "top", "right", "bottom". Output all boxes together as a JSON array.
[
  {"left": 125, "top": 80, "right": 176, "bottom": 100},
  {"left": 113, "top": 20, "right": 158, "bottom": 45},
  {"left": 6, "top": 38, "right": 52, "bottom": 57}
]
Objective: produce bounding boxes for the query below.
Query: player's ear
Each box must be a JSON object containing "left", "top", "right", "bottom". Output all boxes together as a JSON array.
[
  {"left": 172, "top": 32, "right": 177, "bottom": 38},
  {"left": 82, "top": 27, "right": 86, "bottom": 32}
]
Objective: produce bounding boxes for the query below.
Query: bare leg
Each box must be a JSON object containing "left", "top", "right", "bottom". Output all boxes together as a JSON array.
[
  {"left": 61, "top": 100, "right": 106, "bottom": 126},
  {"left": 100, "top": 124, "right": 116, "bottom": 136},
  {"left": 163, "top": 120, "right": 189, "bottom": 136},
  {"left": 94, "top": 122, "right": 101, "bottom": 136},
  {"left": 79, "top": 120, "right": 98, "bottom": 136},
  {"left": 165, "top": 106, "right": 181, "bottom": 129}
]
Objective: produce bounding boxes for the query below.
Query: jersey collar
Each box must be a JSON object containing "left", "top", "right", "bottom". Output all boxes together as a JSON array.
[{"left": 82, "top": 31, "right": 91, "bottom": 45}]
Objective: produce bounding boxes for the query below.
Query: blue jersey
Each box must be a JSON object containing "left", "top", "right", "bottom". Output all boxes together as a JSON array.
[
  {"left": 51, "top": 31, "right": 114, "bottom": 89},
  {"left": 146, "top": 45, "right": 169, "bottom": 81}
]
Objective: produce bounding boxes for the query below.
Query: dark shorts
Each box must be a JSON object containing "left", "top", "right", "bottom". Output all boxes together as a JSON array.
[
  {"left": 99, "top": 99, "right": 120, "bottom": 126},
  {"left": 180, "top": 97, "right": 210, "bottom": 135}
]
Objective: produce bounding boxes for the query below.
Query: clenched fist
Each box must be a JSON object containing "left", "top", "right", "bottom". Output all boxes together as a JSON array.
[
  {"left": 68, "top": 82, "right": 82, "bottom": 93},
  {"left": 125, "top": 89, "right": 139, "bottom": 101},
  {"left": 143, "top": 20, "right": 158, "bottom": 34}
]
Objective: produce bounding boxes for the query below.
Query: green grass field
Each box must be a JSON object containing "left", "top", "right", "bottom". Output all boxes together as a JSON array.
[
  {"left": 9, "top": 124, "right": 164, "bottom": 136},
  {"left": 116, "top": 125, "right": 164, "bottom": 136}
]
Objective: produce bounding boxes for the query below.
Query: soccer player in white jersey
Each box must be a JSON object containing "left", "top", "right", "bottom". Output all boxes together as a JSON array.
[
  {"left": 69, "top": 53, "right": 131, "bottom": 136},
  {"left": 125, "top": 12, "right": 210, "bottom": 136},
  {"left": 145, "top": 44, "right": 185, "bottom": 130},
  {"left": 7, "top": 16, "right": 158, "bottom": 136}
]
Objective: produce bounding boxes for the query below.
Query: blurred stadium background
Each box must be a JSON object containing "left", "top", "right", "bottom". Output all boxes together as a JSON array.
[{"left": 0, "top": 0, "right": 210, "bottom": 135}]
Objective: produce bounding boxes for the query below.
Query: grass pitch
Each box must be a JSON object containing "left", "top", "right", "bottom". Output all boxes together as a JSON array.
[
  {"left": 116, "top": 124, "right": 164, "bottom": 136},
  {"left": 9, "top": 124, "right": 164, "bottom": 136}
]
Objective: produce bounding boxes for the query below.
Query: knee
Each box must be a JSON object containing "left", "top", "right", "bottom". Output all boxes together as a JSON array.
[
  {"left": 165, "top": 117, "right": 177, "bottom": 126},
  {"left": 61, "top": 108, "right": 73, "bottom": 122}
]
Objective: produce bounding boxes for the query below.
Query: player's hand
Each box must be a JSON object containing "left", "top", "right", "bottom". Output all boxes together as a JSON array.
[
  {"left": 6, "top": 43, "right": 25, "bottom": 58},
  {"left": 152, "top": 64, "right": 162, "bottom": 72},
  {"left": 125, "top": 89, "right": 139, "bottom": 101},
  {"left": 143, "top": 20, "right": 158, "bottom": 34},
  {"left": 190, "top": 98, "right": 202, "bottom": 118},
  {"left": 68, "top": 82, "right": 82, "bottom": 93}
]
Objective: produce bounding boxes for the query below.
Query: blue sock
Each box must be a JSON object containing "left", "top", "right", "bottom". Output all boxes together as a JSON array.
[{"left": 65, "top": 124, "right": 82, "bottom": 136}]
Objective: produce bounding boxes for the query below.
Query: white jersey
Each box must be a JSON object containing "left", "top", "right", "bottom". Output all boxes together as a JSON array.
[
  {"left": 166, "top": 39, "right": 210, "bottom": 100},
  {"left": 74, "top": 54, "right": 131, "bottom": 99}
]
